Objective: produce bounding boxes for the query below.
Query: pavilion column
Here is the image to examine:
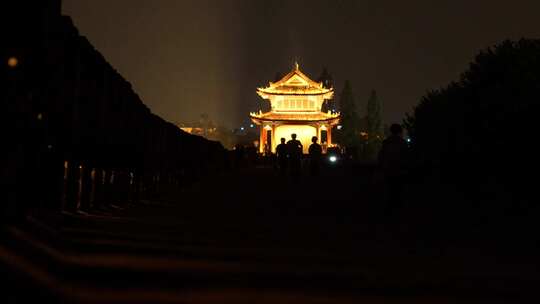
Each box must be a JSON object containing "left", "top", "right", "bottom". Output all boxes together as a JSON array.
[
  {"left": 260, "top": 126, "right": 265, "bottom": 154},
  {"left": 271, "top": 125, "right": 276, "bottom": 153},
  {"left": 327, "top": 126, "right": 332, "bottom": 146},
  {"left": 259, "top": 125, "right": 264, "bottom": 154},
  {"left": 316, "top": 125, "right": 321, "bottom": 142}
]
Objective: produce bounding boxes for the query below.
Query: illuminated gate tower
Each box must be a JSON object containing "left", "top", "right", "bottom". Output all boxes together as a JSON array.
[{"left": 250, "top": 63, "right": 340, "bottom": 154}]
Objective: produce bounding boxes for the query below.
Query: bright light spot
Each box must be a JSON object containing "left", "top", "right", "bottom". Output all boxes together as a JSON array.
[
  {"left": 407, "top": 138, "right": 411, "bottom": 143},
  {"left": 329, "top": 156, "right": 337, "bottom": 163},
  {"left": 240, "top": 127, "right": 245, "bottom": 131},
  {"left": 7, "top": 57, "right": 18, "bottom": 68},
  {"left": 337, "top": 125, "right": 343, "bottom": 130},
  {"left": 250, "top": 124, "right": 254, "bottom": 128}
]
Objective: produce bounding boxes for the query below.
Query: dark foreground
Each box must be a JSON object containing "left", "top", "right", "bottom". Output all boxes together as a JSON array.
[{"left": 1, "top": 164, "right": 538, "bottom": 303}]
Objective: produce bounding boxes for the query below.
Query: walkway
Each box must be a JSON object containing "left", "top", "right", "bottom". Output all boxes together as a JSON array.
[{"left": 1, "top": 165, "right": 536, "bottom": 303}]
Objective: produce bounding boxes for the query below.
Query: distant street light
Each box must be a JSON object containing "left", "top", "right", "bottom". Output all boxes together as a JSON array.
[{"left": 7, "top": 57, "right": 18, "bottom": 68}]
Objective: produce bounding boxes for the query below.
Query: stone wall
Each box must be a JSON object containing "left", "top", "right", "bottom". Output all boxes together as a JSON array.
[{"left": 1, "top": 1, "right": 227, "bottom": 221}]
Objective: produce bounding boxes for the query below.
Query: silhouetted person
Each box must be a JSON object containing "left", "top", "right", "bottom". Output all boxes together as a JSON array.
[
  {"left": 234, "top": 144, "right": 245, "bottom": 169},
  {"left": 286, "top": 134, "right": 303, "bottom": 178},
  {"left": 263, "top": 142, "right": 271, "bottom": 156},
  {"left": 378, "top": 124, "right": 409, "bottom": 211},
  {"left": 308, "top": 136, "right": 322, "bottom": 176},
  {"left": 276, "top": 137, "right": 288, "bottom": 175}
]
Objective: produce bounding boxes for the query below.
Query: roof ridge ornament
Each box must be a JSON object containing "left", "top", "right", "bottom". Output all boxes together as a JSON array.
[{"left": 257, "top": 61, "right": 333, "bottom": 96}]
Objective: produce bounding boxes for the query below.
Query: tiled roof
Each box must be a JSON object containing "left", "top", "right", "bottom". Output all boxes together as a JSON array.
[
  {"left": 250, "top": 111, "right": 340, "bottom": 122},
  {"left": 257, "top": 63, "right": 333, "bottom": 96}
]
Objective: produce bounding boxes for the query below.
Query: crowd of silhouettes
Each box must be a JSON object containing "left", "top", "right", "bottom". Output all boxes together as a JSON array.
[
  {"left": 1, "top": 1, "right": 227, "bottom": 224},
  {"left": 272, "top": 134, "right": 326, "bottom": 178}
]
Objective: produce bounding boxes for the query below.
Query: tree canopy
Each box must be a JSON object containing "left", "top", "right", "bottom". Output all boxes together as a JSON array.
[
  {"left": 336, "top": 80, "right": 361, "bottom": 149},
  {"left": 405, "top": 39, "right": 540, "bottom": 196},
  {"left": 365, "top": 89, "right": 383, "bottom": 159}
]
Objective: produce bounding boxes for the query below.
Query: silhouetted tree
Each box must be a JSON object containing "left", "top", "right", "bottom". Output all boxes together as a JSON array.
[
  {"left": 405, "top": 39, "right": 540, "bottom": 199},
  {"left": 317, "top": 67, "right": 333, "bottom": 89},
  {"left": 318, "top": 67, "right": 335, "bottom": 112},
  {"left": 336, "top": 80, "right": 361, "bottom": 151},
  {"left": 365, "top": 89, "right": 383, "bottom": 159}
]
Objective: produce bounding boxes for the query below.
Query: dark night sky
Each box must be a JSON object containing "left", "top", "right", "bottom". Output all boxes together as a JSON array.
[{"left": 63, "top": 0, "right": 540, "bottom": 127}]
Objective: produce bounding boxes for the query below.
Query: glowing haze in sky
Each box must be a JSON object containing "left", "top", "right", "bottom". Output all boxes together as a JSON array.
[{"left": 63, "top": 0, "right": 540, "bottom": 127}]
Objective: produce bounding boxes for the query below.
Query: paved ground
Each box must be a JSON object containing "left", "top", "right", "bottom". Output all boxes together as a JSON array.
[{"left": 1, "top": 164, "right": 538, "bottom": 303}]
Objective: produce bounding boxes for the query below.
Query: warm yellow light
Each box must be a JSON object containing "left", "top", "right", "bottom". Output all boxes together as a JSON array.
[
  {"left": 250, "top": 62, "right": 341, "bottom": 154},
  {"left": 180, "top": 127, "right": 193, "bottom": 133},
  {"left": 275, "top": 125, "right": 317, "bottom": 154},
  {"left": 7, "top": 57, "right": 18, "bottom": 68},
  {"left": 256, "top": 64, "right": 334, "bottom": 99}
]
